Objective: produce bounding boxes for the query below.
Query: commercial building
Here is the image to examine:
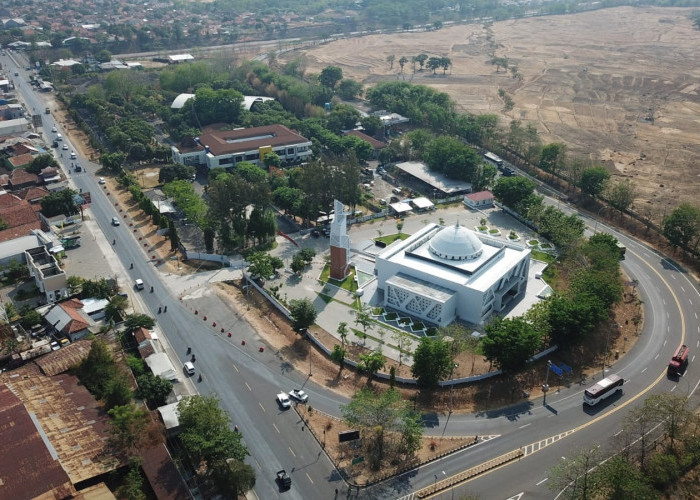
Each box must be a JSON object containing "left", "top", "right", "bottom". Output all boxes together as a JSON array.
[
  {"left": 375, "top": 223, "right": 531, "bottom": 326},
  {"left": 171, "top": 124, "right": 312, "bottom": 169}
]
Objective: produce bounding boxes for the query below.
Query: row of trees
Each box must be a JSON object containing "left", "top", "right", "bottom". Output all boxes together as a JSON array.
[
  {"left": 386, "top": 53, "right": 452, "bottom": 74},
  {"left": 548, "top": 393, "right": 700, "bottom": 499}
]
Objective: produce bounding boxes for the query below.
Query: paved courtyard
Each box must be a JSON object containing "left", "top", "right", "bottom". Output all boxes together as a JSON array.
[{"left": 257, "top": 202, "right": 553, "bottom": 364}]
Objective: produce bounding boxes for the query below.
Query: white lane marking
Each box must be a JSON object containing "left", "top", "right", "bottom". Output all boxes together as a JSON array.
[
  {"left": 690, "top": 298, "right": 694, "bottom": 306},
  {"left": 692, "top": 355, "right": 696, "bottom": 363},
  {"left": 671, "top": 385, "right": 677, "bottom": 392},
  {"left": 245, "top": 382, "right": 252, "bottom": 391},
  {"left": 519, "top": 423, "right": 531, "bottom": 429},
  {"left": 272, "top": 423, "right": 280, "bottom": 434},
  {"left": 306, "top": 472, "right": 314, "bottom": 484},
  {"left": 641, "top": 367, "right": 647, "bottom": 373},
  {"left": 663, "top": 339, "right": 667, "bottom": 346},
  {"left": 663, "top": 298, "right": 666, "bottom": 305},
  {"left": 614, "top": 430, "right": 623, "bottom": 437},
  {"left": 681, "top": 286, "right": 686, "bottom": 293},
  {"left": 258, "top": 402, "right": 265, "bottom": 412},
  {"left": 654, "top": 354, "right": 660, "bottom": 360},
  {"left": 232, "top": 363, "right": 239, "bottom": 373},
  {"left": 536, "top": 478, "right": 548, "bottom": 486},
  {"left": 288, "top": 446, "right": 296, "bottom": 457}
]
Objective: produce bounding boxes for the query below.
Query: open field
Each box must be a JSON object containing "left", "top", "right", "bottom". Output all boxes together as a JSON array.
[{"left": 282, "top": 7, "right": 700, "bottom": 223}]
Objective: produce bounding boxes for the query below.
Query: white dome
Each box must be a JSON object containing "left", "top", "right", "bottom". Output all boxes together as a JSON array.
[{"left": 429, "top": 224, "right": 483, "bottom": 261}]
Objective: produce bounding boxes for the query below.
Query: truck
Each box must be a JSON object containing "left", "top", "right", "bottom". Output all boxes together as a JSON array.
[
  {"left": 276, "top": 470, "right": 291, "bottom": 490},
  {"left": 668, "top": 344, "right": 689, "bottom": 377}
]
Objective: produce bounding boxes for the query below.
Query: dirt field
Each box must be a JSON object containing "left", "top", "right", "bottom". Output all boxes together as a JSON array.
[{"left": 283, "top": 7, "right": 700, "bottom": 224}]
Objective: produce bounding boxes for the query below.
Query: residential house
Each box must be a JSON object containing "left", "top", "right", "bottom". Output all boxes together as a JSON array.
[
  {"left": 8, "top": 168, "right": 38, "bottom": 190},
  {"left": 463, "top": 190, "right": 495, "bottom": 209},
  {"left": 344, "top": 129, "right": 387, "bottom": 158},
  {"left": 43, "top": 298, "right": 92, "bottom": 341},
  {"left": 0, "top": 193, "right": 42, "bottom": 242},
  {"left": 6, "top": 153, "right": 34, "bottom": 171}
]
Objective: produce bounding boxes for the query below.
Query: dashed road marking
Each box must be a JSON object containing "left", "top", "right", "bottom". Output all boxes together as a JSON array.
[
  {"left": 289, "top": 447, "right": 296, "bottom": 457},
  {"left": 306, "top": 472, "right": 314, "bottom": 484},
  {"left": 232, "top": 363, "right": 239, "bottom": 373},
  {"left": 245, "top": 382, "right": 252, "bottom": 391},
  {"left": 272, "top": 423, "right": 280, "bottom": 434},
  {"left": 258, "top": 402, "right": 265, "bottom": 412},
  {"left": 536, "top": 478, "right": 548, "bottom": 486}
]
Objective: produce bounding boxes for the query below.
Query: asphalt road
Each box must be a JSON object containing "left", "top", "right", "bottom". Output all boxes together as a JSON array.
[{"left": 5, "top": 50, "right": 700, "bottom": 500}]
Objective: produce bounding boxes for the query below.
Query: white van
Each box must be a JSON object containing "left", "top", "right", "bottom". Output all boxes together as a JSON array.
[
  {"left": 56, "top": 133, "right": 63, "bottom": 141},
  {"left": 392, "top": 187, "right": 402, "bottom": 195},
  {"left": 70, "top": 151, "right": 77, "bottom": 159},
  {"left": 134, "top": 279, "right": 144, "bottom": 290}
]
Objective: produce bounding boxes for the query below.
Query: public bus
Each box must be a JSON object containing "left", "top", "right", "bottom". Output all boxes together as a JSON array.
[
  {"left": 583, "top": 374, "right": 624, "bottom": 406},
  {"left": 484, "top": 151, "right": 504, "bottom": 168},
  {"left": 616, "top": 241, "right": 627, "bottom": 260},
  {"left": 668, "top": 344, "right": 689, "bottom": 377}
]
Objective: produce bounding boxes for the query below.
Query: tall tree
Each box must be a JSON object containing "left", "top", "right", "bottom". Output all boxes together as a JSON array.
[
  {"left": 319, "top": 65, "right": 343, "bottom": 90},
  {"left": 411, "top": 336, "right": 452, "bottom": 387},
  {"left": 606, "top": 179, "right": 637, "bottom": 214},
  {"left": 662, "top": 203, "right": 700, "bottom": 253},
  {"left": 386, "top": 55, "right": 395, "bottom": 69},
  {"left": 539, "top": 143, "right": 567, "bottom": 178},
  {"left": 289, "top": 298, "right": 317, "bottom": 331},
  {"left": 341, "top": 388, "right": 422, "bottom": 469},
  {"left": 482, "top": 316, "right": 541, "bottom": 373},
  {"left": 211, "top": 459, "right": 256, "bottom": 498},
  {"left": 398, "top": 56, "right": 408, "bottom": 72},
  {"left": 358, "top": 350, "right": 385, "bottom": 383},
  {"left": 108, "top": 404, "right": 150, "bottom": 455},
  {"left": 580, "top": 166, "right": 610, "bottom": 199},
  {"left": 178, "top": 395, "right": 249, "bottom": 470},
  {"left": 547, "top": 446, "right": 601, "bottom": 500}
]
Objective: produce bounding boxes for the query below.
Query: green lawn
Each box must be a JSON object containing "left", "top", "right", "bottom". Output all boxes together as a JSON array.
[
  {"left": 531, "top": 250, "right": 556, "bottom": 263},
  {"left": 375, "top": 233, "right": 410, "bottom": 245},
  {"left": 319, "top": 264, "right": 358, "bottom": 292}
]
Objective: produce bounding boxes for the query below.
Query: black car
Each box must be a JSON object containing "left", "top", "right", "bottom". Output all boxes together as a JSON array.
[
  {"left": 74, "top": 165, "right": 82, "bottom": 172},
  {"left": 311, "top": 229, "right": 320, "bottom": 237}
]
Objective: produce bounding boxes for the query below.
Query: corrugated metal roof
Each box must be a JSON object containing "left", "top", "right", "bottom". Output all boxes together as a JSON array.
[{"left": 0, "top": 384, "right": 76, "bottom": 499}]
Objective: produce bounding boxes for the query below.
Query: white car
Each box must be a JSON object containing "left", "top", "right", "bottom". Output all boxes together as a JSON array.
[
  {"left": 62, "top": 143, "right": 68, "bottom": 150},
  {"left": 99, "top": 177, "right": 106, "bottom": 184},
  {"left": 111, "top": 216, "right": 120, "bottom": 226},
  {"left": 51, "top": 126, "right": 57, "bottom": 133},
  {"left": 50, "top": 341, "right": 60, "bottom": 351},
  {"left": 276, "top": 392, "right": 291, "bottom": 409},
  {"left": 70, "top": 151, "right": 77, "bottom": 159},
  {"left": 184, "top": 361, "right": 195, "bottom": 376},
  {"left": 289, "top": 389, "right": 308, "bottom": 403}
]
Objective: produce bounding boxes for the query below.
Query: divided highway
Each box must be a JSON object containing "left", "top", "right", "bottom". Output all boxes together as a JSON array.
[{"left": 5, "top": 51, "right": 700, "bottom": 499}]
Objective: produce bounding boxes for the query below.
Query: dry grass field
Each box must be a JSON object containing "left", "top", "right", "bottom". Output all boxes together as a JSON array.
[{"left": 282, "top": 6, "right": 700, "bottom": 223}]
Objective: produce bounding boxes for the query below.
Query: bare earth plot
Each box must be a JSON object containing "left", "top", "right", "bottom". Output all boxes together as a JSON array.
[{"left": 283, "top": 7, "right": 700, "bottom": 221}]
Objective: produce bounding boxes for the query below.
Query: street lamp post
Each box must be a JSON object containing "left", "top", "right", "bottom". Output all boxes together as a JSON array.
[
  {"left": 593, "top": 206, "right": 606, "bottom": 234},
  {"left": 542, "top": 360, "right": 551, "bottom": 405},
  {"left": 602, "top": 323, "right": 619, "bottom": 378}
]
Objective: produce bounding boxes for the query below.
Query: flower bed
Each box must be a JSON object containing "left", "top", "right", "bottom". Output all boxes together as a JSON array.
[
  {"left": 426, "top": 327, "right": 438, "bottom": 336},
  {"left": 372, "top": 307, "right": 385, "bottom": 316},
  {"left": 528, "top": 239, "right": 540, "bottom": 247},
  {"left": 384, "top": 312, "right": 398, "bottom": 321},
  {"left": 476, "top": 226, "right": 489, "bottom": 233},
  {"left": 398, "top": 317, "right": 413, "bottom": 326},
  {"left": 488, "top": 229, "right": 501, "bottom": 236}
]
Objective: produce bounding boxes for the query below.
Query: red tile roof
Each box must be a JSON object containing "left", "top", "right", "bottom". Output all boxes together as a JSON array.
[
  {"left": 190, "top": 124, "right": 310, "bottom": 156},
  {"left": 465, "top": 190, "right": 494, "bottom": 201},
  {"left": 0, "top": 384, "right": 75, "bottom": 499},
  {"left": 7, "top": 153, "right": 34, "bottom": 168},
  {"left": 134, "top": 326, "right": 152, "bottom": 344},
  {"left": 0, "top": 200, "right": 40, "bottom": 228},
  {"left": 8, "top": 168, "right": 39, "bottom": 188},
  {"left": 59, "top": 299, "right": 90, "bottom": 334},
  {"left": 0, "top": 192, "right": 22, "bottom": 208},
  {"left": 345, "top": 130, "right": 387, "bottom": 150},
  {"left": 0, "top": 221, "right": 41, "bottom": 242},
  {"left": 20, "top": 186, "right": 49, "bottom": 204}
]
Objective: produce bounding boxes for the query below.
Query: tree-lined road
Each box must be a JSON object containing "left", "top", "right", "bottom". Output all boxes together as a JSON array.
[{"left": 4, "top": 49, "right": 700, "bottom": 499}]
